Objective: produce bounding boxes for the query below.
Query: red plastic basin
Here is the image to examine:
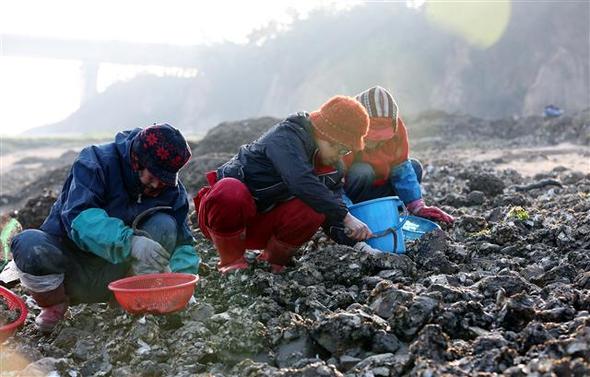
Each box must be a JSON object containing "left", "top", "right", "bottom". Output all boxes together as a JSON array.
[
  {"left": 108, "top": 273, "right": 199, "bottom": 315},
  {"left": 0, "top": 286, "right": 28, "bottom": 343}
]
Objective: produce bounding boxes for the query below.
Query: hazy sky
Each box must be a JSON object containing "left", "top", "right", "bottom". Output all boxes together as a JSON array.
[{"left": 0, "top": 0, "right": 360, "bottom": 135}]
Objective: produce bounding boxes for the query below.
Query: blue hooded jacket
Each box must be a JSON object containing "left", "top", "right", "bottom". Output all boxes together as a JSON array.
[{"left": 40, "top": 128, "right": 199, "bottom": 274}]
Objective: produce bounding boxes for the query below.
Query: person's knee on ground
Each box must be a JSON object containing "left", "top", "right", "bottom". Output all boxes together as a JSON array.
[
  {"left": 137, "top": 212, "right": 177, "bottom": 253},
  {"left": 11, "top": 230, "right": 68, "bottom": 298},
  {"left": 344, "top": 162, "right": 377, "bottom": 203},
  {"left": 11, "top": 230, "right": 69, "bottom": 333},
  {"left": 11, "top": 229, "right": 68, "bottom": 276},
  {"left": 202, "top": 178, "right": 256, "bottom": 233}
]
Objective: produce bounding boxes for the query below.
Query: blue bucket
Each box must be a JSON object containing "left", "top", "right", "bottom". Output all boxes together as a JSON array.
[
  {"left": 348, "top": 196, "right": 409, "bottom": 253},
  {"left": 402, "top": 215, "right": 441, "bottom": 241}
]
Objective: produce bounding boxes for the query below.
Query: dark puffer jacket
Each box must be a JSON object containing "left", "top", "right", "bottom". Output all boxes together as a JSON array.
[{"left": 217, "top": 112, "right": 348, "bottom": 226}]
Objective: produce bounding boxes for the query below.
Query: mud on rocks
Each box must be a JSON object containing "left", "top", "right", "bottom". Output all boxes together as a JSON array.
[{"left": 2, "top": 113, "right": 590, "bottom": 376}]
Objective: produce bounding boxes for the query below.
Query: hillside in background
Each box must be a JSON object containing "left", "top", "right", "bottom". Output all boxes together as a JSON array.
[{"left": 28, "top": 2, "right": 589, "bottom": 136}]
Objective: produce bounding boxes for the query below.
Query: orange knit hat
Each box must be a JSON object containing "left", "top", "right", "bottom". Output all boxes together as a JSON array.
[{"left": 309, "top": 95, "right": 369, "bottom": 152}]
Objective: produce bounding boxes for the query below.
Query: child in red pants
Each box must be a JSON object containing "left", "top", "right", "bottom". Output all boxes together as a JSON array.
[{"left": 195, "top": 96, "right": 373, "bottom": 273}]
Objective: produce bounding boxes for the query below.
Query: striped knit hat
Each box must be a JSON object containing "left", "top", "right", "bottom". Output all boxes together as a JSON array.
[
  {"left": 309, "top": 95, "right": 369, "bottom": 152},
  {"left": 355, "top": 86, "right": 398, "bottom": 141}
]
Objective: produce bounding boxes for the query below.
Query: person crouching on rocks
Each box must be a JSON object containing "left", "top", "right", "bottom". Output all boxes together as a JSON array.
[
  {"left": 194, "top": 96, "right": 374, "bottom": 274},
  {"left": 344, "top": 86, "right": 454, "bottom": 224},
  {"left": 11, "top": 124, "right": 200, "bottom": 333}
]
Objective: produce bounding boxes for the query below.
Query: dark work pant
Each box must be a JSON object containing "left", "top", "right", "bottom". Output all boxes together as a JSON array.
[
  {"left": 344, "top": 158, "right": 423, "bottom": 203},
  {"left": 11, "top": 212, "right": 177, "bottom": 304}
]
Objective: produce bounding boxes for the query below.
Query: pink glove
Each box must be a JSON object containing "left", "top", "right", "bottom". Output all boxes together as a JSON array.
[{"left": 407, "top": 199, "right": 454, "bottom": 224}]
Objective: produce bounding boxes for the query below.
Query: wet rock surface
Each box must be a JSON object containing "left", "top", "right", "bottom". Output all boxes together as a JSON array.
[
  {"left": 13, "top": 190, "right": 58, "bottom": 230},
  {"left": 410, "top": 109, "right": 590, "bottom": 146},
  {"left": 189, "top": 117, "right": 279, "bottom": 157},
  {"left": 1, "top": 113, "right": 590, "bottom": 375},
  {"left": 0, "top": 151, "right": 74, "bottom": 211},
  {"left": 180, "top": 117, "right": 279, "bottom": 196}
]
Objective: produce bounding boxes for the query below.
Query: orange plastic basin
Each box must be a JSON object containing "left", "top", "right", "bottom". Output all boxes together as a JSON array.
[{"left": 108, "top": 273, "right": 199, "bottom": 315}]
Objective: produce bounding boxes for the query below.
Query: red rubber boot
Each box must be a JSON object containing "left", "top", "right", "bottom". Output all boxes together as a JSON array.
[
  {"left": 257, "top": 236, "right": 299, "bottom": 273},
  {"left": 210, "top": 228, "right": 249, "bottom": 274},
  {"left": 30, "top": 284, "right": 68, "bottom": 333}
]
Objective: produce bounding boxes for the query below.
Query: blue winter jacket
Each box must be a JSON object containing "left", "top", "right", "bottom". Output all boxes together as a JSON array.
[{"left": 40, "top": 128, "right": 199, "bottom": 274}]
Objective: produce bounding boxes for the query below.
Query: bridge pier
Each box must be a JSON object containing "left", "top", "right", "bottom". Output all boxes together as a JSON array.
[{"left": 80, "top": 61, "right": 99, "bottom": 104}]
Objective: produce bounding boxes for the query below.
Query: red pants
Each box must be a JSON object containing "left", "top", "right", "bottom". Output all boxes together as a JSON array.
[{"left": 195, "top": 176, "right": 325, "bottom": 248}]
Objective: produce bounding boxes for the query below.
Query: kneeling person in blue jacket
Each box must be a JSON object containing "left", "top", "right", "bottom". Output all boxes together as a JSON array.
[{"left": 11, "top": 124, "right": 200, "bottom": 332}]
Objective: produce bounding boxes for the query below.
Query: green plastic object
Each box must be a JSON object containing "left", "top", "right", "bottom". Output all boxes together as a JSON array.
[{"left": 1, "top": 218, "right": 22, "bottom": 270}]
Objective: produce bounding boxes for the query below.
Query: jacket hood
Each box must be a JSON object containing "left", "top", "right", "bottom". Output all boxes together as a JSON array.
[
  {"left": 285, "top": 112, "right": 318, "bottom": 150},
  {"left": 114, "top": 128, "right": 143, "bottom": 196},
  {"left": 285, "top": 112, "right": 311, "bottom": 127}
]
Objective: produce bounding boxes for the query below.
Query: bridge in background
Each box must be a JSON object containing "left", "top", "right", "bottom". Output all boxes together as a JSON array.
[{"left": 1, "top": 34, "right": 201, "bottom": 102}]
